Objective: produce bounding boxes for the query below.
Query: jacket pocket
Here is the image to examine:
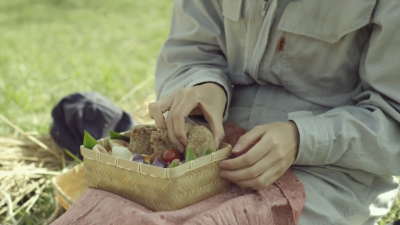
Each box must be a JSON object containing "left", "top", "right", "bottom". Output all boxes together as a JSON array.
[
  {"left": 221, "top": 0, "right": 247, "bottom": 31},
  {"left": 276, "top": 0, "right": 376, "bottom": 97},
  {"left": 277, "top": 0, "right": 376, "bottom": 43},
  {"left": 221, "top": 0, "right": 243, "bottom": 22}
]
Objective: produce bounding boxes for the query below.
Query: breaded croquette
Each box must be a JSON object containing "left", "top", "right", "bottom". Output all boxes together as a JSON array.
[
  {"left": 128, "top": 125, "right": 157, "bottom": 155},
  {"left": 185, "top": 125, "right": 216, "bottom": 157}
]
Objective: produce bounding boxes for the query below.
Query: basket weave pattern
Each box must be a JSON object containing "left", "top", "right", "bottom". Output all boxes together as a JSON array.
[
  {"left": 81, "top": 132, "right": 232, "bottom": 211},
  {"left": 84, "top": 159, "right": 230, "bottom": 211}
]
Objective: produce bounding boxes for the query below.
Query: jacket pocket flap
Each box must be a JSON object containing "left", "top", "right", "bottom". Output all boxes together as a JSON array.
[
  {"left": 277, "top": 0, "right": 376, "bottom": 43},
  {"left": 222, "top": 0, "right": 243, "bottom": 21}
]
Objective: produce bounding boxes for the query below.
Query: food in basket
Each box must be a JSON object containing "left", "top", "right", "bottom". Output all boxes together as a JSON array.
[
  {"left": 203, "top": 149, "right": 215, "bottom": 156},
  {"left": 83, "top": 130, "right": 99, "bottom": 149},
  {"left": 142, "top": 155, "right": 151, "bottom": 163},
  {"left": 109, "top": 139, "right": 129, "bottom": 149},
  {"left": 185, "top": 149, "right": 197, "bottom": 162},
  {"left": 150, "top": 130, "right": 174, "bottom": 153},
  {"left": 83, "top": 123, "right": 220, "bottom": 169},
  {"left": 129, "top": 125, "right": 157, "bottom": 155},
  {"left": 93, "top": 144, "right": 108, "bottom": 154},
  {"left": 109, "top": 130, "right": 130, "bottom": 142},
  {"left": 112, "top": 146, "right": 133, "bottom": 159},
  {"left": 169, "top": 159, "right": 180, "bottom": 168},
  {"left": 132, "top": 153, "right": 146, "bottom": 163},
  {"left": 185, "top": 125, "right": 216, "bottom": 157},
  {"left": 150, "top": 152, "right": 163, "bottom": 164},
  {"left": 162, "top": 148, "right": 180, "bottom": 163},
  {"left": 152, "top": 158, "right": 166, "bottom": 168},
  {"left": 81, "top": 124, "right": 232, "bottom": 212}
]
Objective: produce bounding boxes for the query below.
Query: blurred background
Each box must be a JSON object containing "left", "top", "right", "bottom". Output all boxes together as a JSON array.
[
  {"left": 0, "top": 0, "right": 172, "bottom": 224},
  {"left": 0, "top": 1, "right": 398, "bottom": 225},
  {"left": 0, "top": 0, "right": 172, "bottom": 135}
]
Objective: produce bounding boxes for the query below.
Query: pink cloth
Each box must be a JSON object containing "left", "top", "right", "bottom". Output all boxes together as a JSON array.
[
  {"left": 52, "top": 123, "right": 306, "bottom": 225},
  {"left": 52, "top": 170, "right": 305, "bottom": 225}
]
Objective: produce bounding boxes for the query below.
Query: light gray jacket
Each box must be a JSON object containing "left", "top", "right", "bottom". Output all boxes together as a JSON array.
[{"left": 155, "top": 0, "right": 400, "bottom": 224}]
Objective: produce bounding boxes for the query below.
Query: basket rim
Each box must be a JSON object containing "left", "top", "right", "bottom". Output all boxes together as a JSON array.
[
  {"left": 81, "top": 144, "right": 231, "bottom": 179},
  {"left": 80, "top": 130, "right": 232, "bottom": 179},
  {"left": 51, "top": 165, "right": 84, "bottom": 207}
]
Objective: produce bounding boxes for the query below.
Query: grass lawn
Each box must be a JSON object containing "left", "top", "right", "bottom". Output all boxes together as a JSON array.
[
  {"left": 0, "top": 0, "right": 173, "bottom": 136},
  {"left": 0, "top": 0, "right": 398, "bottom": 224},
  {"left": 0, "top": 0, "right": 172, "bottom": 224}
]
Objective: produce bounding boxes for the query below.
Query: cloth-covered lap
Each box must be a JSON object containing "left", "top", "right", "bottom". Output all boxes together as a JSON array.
[
  {"left": 52, "top": 123, "right": 306, "bottom": 224},
  {"left": 51, "top": 169, "right": 305, "bottom": 225}
]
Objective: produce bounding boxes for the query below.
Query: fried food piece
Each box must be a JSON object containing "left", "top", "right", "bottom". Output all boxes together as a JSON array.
[
  {"left": 150, "top": 130, "right": 174, "bottom": 153},
  {"left": 185, "top": 125, "right": 216, "bottom": 158},
  {"left": 128, "top": 125, "right": 157, "bottom": 155}
]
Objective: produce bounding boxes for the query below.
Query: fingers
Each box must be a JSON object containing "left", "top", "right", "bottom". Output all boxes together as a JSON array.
[
  {"left": 148, "top": 84, "right": 228, "bottom": 152},
  {"left": 165, "top": 98, "right": 185, "bottom": 152},
  {"left": 219, "top": 142, "right": 285, "bottom": 184},
  {"left": 205, "top": 113, "right": 225, "bottom": 149},
  {"left": 235, "top": 169, "right": 283, "bottom": 190},
  {"left": 230, "top": 125, "right": 266, "bottom": 155},
  {"left": 172, "top": 100, "right": 198, "bottom": 146},
  {"left": 196, "top": 83, "right": 226, "bottom": 149},
  {"left": 219, "top": 133, "right": 276, "bottom": 171},
  {"left": 219, "top": 130, "right": 290, "bottom": 190},
  {"left": 219, "top": 152, "right": 272, "bottom": 182},
  {"left": 148, "top": 102, "right": 167, "bottom": 130},
  {"left": 148, "top": 94, "right": 175, "bottom": 130}
]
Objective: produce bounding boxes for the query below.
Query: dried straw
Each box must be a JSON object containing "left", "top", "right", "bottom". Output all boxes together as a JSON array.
[
  {"left": 0, "top": 85, "right": 156, "bottom": 224},
  {"left": 0, "top": 114, "right": 66, "bottom": 224}
]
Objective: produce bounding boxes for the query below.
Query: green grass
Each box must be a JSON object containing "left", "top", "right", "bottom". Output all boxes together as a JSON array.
[
  {"left": 0, "top": 0, "right": 173, "bottom": 135},
  {"left": 0, "top": 0, "right": 398, "bottom": 224},
  {"left": 0, "top": 0, "right": 173, "bottom": 224}
]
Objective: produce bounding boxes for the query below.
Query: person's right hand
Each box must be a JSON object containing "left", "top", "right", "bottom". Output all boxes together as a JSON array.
[{"left": 148, "top": 83, "right": 227, "bottom": 152}]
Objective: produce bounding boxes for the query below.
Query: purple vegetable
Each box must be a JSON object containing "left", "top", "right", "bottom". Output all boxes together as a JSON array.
[
  {"left": 132, "top": 153, "right": 145, "bottom": 163},
  {"left": 152, "top": 158, "right": 166, "bottom": 168}
]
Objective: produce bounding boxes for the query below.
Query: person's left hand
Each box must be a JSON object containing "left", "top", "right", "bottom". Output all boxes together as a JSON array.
[{"left": 218, "top": 121, "right": 300, "bottom": 190}]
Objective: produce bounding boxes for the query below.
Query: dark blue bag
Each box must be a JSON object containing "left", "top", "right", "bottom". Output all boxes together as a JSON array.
[{"left": 50, "top": 91, "right": 137, "bottom": 158}]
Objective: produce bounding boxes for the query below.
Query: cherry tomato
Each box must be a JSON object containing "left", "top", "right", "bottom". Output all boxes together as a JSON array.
[{"left": 162, "top": 149, "right": 180, "bottom": 163}]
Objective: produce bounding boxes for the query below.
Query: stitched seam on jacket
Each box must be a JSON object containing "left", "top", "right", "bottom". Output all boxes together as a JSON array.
[{"left": 279, "top": 3, "right": 375, "bottom": 43}]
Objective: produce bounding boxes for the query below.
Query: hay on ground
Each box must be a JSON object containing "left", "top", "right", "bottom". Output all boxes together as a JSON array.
[{"left": 0, "top": 93, "right": 156, "bottom": 224}]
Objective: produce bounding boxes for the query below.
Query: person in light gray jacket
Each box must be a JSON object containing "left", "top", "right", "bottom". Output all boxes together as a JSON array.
[{"left": 148, "top": 0, "right": 400, "bottom": 224}]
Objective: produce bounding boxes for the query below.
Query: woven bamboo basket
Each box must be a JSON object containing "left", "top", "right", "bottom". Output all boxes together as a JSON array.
[
  {"left": 51, "top": 164, "right": 88, "bottom": 210},
  {"left": 81, "top": 131, "right": 232, "bottom": 211}
]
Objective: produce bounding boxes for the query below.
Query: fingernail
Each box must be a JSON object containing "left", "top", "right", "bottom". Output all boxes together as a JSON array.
[
  {"left": 219, "top": 162, "right": 226, "bottom": 168},
  {"left": 219, "top": 172, "right": 226, "bottom": 177},
  {"left": 232, "top": 144, "right": 242, "bottom": 153}
]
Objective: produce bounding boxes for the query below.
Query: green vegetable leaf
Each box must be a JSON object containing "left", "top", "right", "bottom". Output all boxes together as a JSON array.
[
  {"left": 83, "top": 130, "right": 98, "bottom": 149},
  {"left": 185, "top": 149, "right": 197, "bottom": 162},
  {"left": 109, "top": 130, "right": 130, "bottom": 142},
  {"left": 203, "top": 149, "right": 214, "bottom": 156},
  {"left": 169, "top": 159, "right": 180, "bottom": 168}
]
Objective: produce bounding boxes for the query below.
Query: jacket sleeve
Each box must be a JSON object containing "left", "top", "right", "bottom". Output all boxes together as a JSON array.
[
  {"left": 291, "top": 0, "right": 400, "bottom": 176},
  {"left": 154, "top": 0, "right": 232, "bottom": 121}
]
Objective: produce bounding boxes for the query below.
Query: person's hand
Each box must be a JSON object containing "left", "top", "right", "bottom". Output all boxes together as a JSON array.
[
  {"left": 148, "top": 83, "right": 227, "bottom": 152},
  {"left": 218, "top": 121, "right": 299, "bottom": 190},
  {"left": 221, "top": 122, "right": 248, "bottom": 147}
]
